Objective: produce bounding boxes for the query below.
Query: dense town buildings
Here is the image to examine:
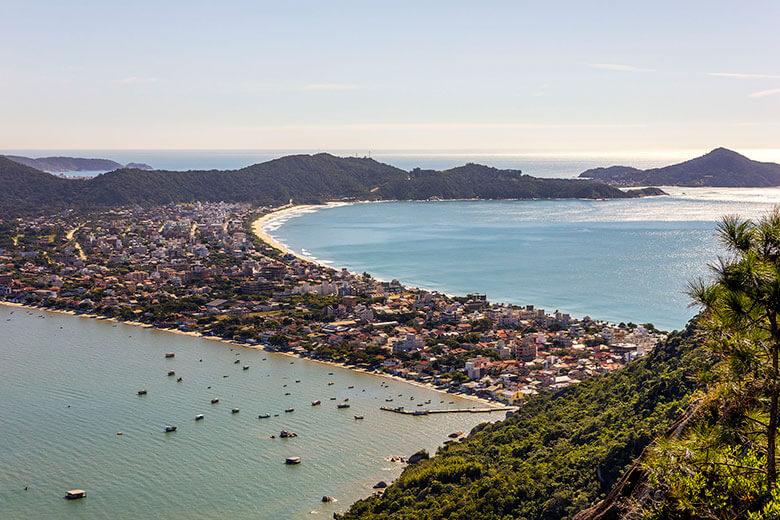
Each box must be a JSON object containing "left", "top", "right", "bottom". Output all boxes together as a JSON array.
[{"left": 0, "top": 203, "right": 666, "bottom": 404}]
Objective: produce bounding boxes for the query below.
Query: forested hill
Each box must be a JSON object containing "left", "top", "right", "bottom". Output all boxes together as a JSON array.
[
  {"left": 339, "top": 324, "right": 712, "bottom": 520},
  {"left": 3, "top": 155, "right": 152, "bottom": 172},
  {"left": 0, "top": 153, "right": 663, "bottom": 214},
  {"left": 579, "top": 147, "right": 780, "bottom": 187}
]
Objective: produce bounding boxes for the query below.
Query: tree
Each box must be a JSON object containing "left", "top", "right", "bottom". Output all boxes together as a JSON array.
[{"left": 689, "top": 210, "right": 780, "bottom": 490}]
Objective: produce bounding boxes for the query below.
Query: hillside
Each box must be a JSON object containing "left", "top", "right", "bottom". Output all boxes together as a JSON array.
[
  {"left": 338, "top": 324, "right": 712, "bottom": 520},
  {"left": 579, "top": 148, "right": 780, "bottom": 187},
  {"left": 3, "top": 155, "right": 152, "bottom": 172},
  {"left": 0, "top": 153, "right": 660, "bottom": 214}
]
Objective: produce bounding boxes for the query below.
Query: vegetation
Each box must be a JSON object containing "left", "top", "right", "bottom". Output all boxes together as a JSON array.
[
  {"left": 640, "top": 211, "right": 780, "bottom": 519},
  {"left": 1, "top": 153, "right": 657, "bottom": 215},
  {"left": 338, "top": 324, "right": 712, "bottom": 520}
]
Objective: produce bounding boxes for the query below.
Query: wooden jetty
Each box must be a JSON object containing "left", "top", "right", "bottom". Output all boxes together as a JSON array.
[{"left": 380, "top": 405, "right": 515, "bottom": 416}]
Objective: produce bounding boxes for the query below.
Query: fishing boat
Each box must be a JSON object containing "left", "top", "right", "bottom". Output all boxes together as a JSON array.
[
  {"left": 285, "top": 408, "right": 295, "bottom": 413},
  {"left": 337, "top": 403, "right": 351, "bottom": 409},
  {"left": 285, "top": 457, "right": 301, "bottom": 465},
  {"left": 348, "top": 386, "right": 354, "bottom": 389},
  {"left": 165, "top": 352, "right": 175, "bottom": 358},
  {"left": 311, "top": 400, "right": 321, "bottom": 406},
  {"left": 354, "top": 415, "right": 364, "bottom": 420},
  {"left": 258, "top": 413, "right": 271, "bottom": 419},
  {"left": 234, "top": 359, "right": 240, "bottom": 364},
  {"left": 164, "top": 425, "right": 177, "bottom": 432},
  {"left": 137, "top": 389, "right": 147, "bottom": 396},
  {"left": 167, "top": 370, "right": 175, "bottom": 376},
  {"left": 243, "top": 365, "right": 249, "bottom": 370},
  {"left": 231, "top": 408, "right": 240, "bottom": 414},
  {"left": 195, "top": 414, "right": 205, "bottom": 421},
  {"left": 328, "top": 381, "right": 334, "bottom": 385},
  {"left": 211, "top": 398, "right": 219, "bottom": 404},
  {"left": 280, "top": 430, "right": 298, "bottom": 438}
]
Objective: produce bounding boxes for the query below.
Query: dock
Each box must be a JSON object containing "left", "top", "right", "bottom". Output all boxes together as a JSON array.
[{"left": 380, "top": 405, "right": 515, "bottom": 416}]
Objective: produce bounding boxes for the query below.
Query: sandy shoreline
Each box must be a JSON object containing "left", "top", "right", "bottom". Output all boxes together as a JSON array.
[{"left": 0, "top": 300, "right": 504, "bottom": 409}]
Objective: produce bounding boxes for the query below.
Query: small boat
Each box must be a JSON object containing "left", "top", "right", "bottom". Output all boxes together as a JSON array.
[
  {"left": 311, "top": 400, "right": 321, "bottom": 406},
  {"left": 348, "top": 386, "right": 354, "bottom": 389},
  {"left": 285, "top": 408, "right": 295, "bottom": 413},
  {"left": 65, "top": 489, "right": 87, "bottom": 500},
  {"left": 385, "top": 398, "right": 393, "bottom": 402},
  {"left": 289, "top": 362, "right": 294, "bottom": 364},
  {"left": 258, "top": 414, "right": 271, "bottom": 419},
  {"left": 165, "top": 352, "right": 175, "bottom": 358},
  {"left": 243, "top": 365, "right": 249, "bottom": 370},
  {"left": 448, "top": 430, "right": 464, "bottom": 438},
  {"left": 211, "top": 398, "right": 220, "bottom": 404},
  {"left": 280, "top": 430, "right": 298, "bottom": 438},
  {"left": 337, "top": 403, "right": 351, "bottom": 409},
  {"left": 328, "top": 381, "right": 334, "bottom": 385},
  {"left": 137, "top": 390, "right": 148, "bottom": 396},
  {"left": 410, "top": 397, "right": 414, "bottom": 400},
  {"left": 295, "top": 380, "right": 301, "bottom": 383},
  {"left": 344, "top": 398, "right": 349, "bottom": 402},
  {"left": 195, "top": 414, "right": 205, "bottom": 421},
  {"left": 417, "top": 403, "right": 424, "bottom": 407},
  {"left": 234, "top": 359, "right": 240, "bottom": 364},
  {"left": 231, "top": 408, "right": 240, "bottom": 414},
  {"left": 354, "top": 415, "right": 364, "bottom": 420},
  {"left": 284, "top": 392, "right": 291, "bottom": 395},
  {"left": 168, "top": 370, "right": 175, "bottom": 376},
  {"left": 328, "top": 372, "right": 333, "bottom": 375},
  {"left": 329, "top": 397, "right": 337, "bottom": 400},
  {"left": 285, "top": 457, "right": 301, "bottom": 465},
  {"left": 165, "top": 425, "right": 177, "bottom": 432},
  {"left": 176, "top": 377, "right": 183, "bottom": 382}
]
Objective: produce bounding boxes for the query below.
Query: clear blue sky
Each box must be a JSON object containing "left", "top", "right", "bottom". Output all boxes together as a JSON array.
[{"left": 1, "top": 0, "right": 778, "bottom": 154}]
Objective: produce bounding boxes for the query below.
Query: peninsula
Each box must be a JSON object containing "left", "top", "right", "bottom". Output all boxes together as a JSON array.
[{"left": 0, "top": 153, "right": 664, "bottom": 214}]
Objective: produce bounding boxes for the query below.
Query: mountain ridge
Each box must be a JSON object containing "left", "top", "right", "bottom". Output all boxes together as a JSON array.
[{"left": 579, "top": 148, "right": 780, "bottom": 187}]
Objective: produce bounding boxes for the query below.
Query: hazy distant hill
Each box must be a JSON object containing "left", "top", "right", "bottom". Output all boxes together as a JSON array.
[
  {"left": 579, "top": 148, "right": 780, "bottom": 187},
  {"left": 0, "top": 152, "right": 662, "bottom": 214},
  {"left": 3, "top": 155, "right": 152, "bottom": 172}
]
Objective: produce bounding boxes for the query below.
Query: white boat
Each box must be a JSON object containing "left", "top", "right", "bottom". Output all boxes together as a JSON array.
[
  {"left": 195, "top": 414, "right": 204, "bottom": 421},
  {"left": 65, "top": 489, "right": 86, "bottom": 500}
]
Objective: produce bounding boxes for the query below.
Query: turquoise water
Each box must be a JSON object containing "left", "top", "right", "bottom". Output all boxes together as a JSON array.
[
  {"left": 0, "top": 307, "right": 500, "bottom": 519},
  {"left": 268, "top": 188, "right": 780, "bottom": 331}
]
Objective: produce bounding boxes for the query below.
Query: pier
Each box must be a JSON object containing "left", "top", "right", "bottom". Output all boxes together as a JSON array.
[{"left": 380, "top": 405, "right": 515, "bottom": 416}]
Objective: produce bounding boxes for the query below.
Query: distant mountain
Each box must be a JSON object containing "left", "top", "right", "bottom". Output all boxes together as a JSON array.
[
  {"left": 579, "top": 148, "right": 780, "bottom": 187},
  {"left": 3, "top": 155, "right": 152, "bottom": 172},
  {"left": 0, "top": 153, "right": 663, "bottom": 214}
]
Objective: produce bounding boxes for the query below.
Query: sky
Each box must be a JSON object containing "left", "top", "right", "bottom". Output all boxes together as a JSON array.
[{"left": 1, "top": 0, "right": 779, "bottom": 154}]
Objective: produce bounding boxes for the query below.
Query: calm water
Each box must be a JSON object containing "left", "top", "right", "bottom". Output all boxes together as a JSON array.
[
  {"left": 268, "top": 187, "right": 780, "bottom": 332},
  {"left": 0, "top": 307, "right": 500, "bottom": 519}
]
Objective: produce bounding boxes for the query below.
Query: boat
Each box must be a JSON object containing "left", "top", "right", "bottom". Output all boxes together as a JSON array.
[
  {"left": 137, "top": 389, "right": 148, "bottom": 395},
  {"left": 176, "top": 377, "right": 183, "bottom": 382},
  {"left": 348, "top": 386, "right": 354, "bottom": 389},
  {"left": 328, "top": 372, "right": 333, "bottom": 375},
  {"left": 284, "top": 392, "right": 291, "bottom": 395},
  {"left": 211, "top": 398, "right": 219, "bottom": 404},
  {"left": 448, "top": 430, "right": 464, "bottom": 438},
  {"left": 258, "top": 414, "right": 271, "bottom": 419},
  {"left": 328, "top": 381, "right": 334, "bottom": 385},
  {"left": 311, "top": 400, "right": 321, "bottom": 406},
  {"left": 337, "top": 403, "right": 350, "bottom": 409},
  {"left": 329, "top": 397, "right": 336, "bottom": 400},
  {"left": 354, "top": 415, "right": 364, "bottom": 420},
  {"left": 243, "top": 365, "right": 249, "bottom": 370},
  {"left": 385, "top": 398, "right": 393, "bottom": 402},
  {"left": 285, "top": 457, "right": 301, "bottom": 465},
  {"left": 280, "top": 430, "right": 298, "bottom": 438},
  {"left": 234, "top": 359, "right": 240, "bottom": 364},
  {"left": 165, "top": 425, "right": 177, "bottom": 432},
  {"left": 295, "top": 380, "right": 301, "bottom": 383},
  {"left": 195, "top": 414, "right": 205, "bottom": 421},
  {"left": 167, "top": 370, "right": 175, "bottom": 376},
  {"left": 285, "top": 408, "right": 295, "bottom": 413},
  {"left": 344, "top": 398, "right": 349, "bottom": 402},
  {"left": 65, "top": 489, "right": 87, "bottom": 500},
  {"left": 164, "top": 352, "right": 174, "bottom": 358},
  {"left": 231, "top": 408, "right": 240, "bottom": 414}
]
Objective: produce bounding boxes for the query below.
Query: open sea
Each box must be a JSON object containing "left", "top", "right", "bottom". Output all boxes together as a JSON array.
[{"left": 0, "top": 307, "right": 501, "bottom": 519}]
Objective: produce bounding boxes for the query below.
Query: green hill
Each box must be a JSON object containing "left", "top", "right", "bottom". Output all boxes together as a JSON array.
[
  {"left": 338, "top": 324, "right": 711, "bottom": 520},
  {"left": 0, "top": 153, "right": 662, "bottom": 214}
]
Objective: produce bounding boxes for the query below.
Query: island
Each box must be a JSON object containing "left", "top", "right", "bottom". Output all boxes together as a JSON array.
[
  {"left": 579, "top": 147, "right": 780, "bottom": 187},
  {"left": 3, "top": 155, "right": 152, "bottom": 173}
]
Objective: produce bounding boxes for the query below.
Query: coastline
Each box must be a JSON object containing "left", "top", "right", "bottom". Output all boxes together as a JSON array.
[{"left": 0, "top": 300, "right": 504, "bottom": 409}]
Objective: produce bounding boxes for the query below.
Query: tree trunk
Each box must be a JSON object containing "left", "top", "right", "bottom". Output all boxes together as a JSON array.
[{"left": 770, "top": 338, "right": 779, "bottom": 489}]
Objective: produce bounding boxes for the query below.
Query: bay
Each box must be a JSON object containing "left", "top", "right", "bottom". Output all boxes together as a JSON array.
[
  {"left": 267, "top": 187, "right": 780, "bottom": 331},
  {"left": 0, "top": 306, "right": 500, "bottom": 519}
]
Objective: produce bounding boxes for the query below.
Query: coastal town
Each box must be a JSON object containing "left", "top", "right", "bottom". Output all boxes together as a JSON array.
[{"left": 0, "top": 202, "right": 666, "bottom": 405}]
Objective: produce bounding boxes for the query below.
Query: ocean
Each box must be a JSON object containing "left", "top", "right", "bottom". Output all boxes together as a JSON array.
[
  {"left": 266, "top": 187, "right": 780, "bottom": 332},
  {"left": 0, "top": 307, "right": 501, "bottom": 519}
]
